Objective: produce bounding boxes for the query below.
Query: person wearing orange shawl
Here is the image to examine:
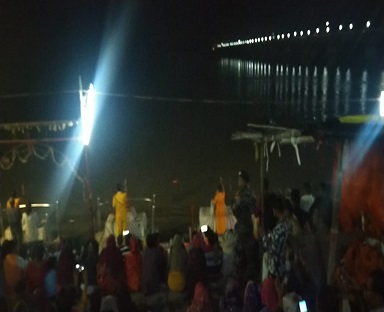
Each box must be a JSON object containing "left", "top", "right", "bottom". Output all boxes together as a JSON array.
[
  {"left": 214, "top": 177, "right": 226, "bottom": 236},
  {"left": 125, "top": 236, "right": 142, "bottom": 292}
]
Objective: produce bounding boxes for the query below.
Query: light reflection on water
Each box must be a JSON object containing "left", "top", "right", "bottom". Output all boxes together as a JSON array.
[{"left": 219, "top": 58, "right": 384, "bottom": 125}]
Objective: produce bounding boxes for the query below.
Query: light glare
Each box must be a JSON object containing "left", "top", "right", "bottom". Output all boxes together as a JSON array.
[
  {"left": 349, "top": 23, "right": 353, "bottom": 30},
  {"left": 201, "top": 225, "right": 208, "bottom": 233},
  {"left": 326, "top": 27, "right": 330, "bottom": 33},
  {"left": 366, "top": 21, "right": 371, "bottom": 28},
  {"left": 339, "top": 25, "right": 343, "bottom": 31},
  {"left": 80, "top": 84, "right": 96, "bottom": 146},
  {"left": 307, "top": 30, "right": 311, "bottom": 35},
  {"left": 326, "top": 21, "right": 329, "bottom": 26},
  {"left": 380, "top": 91, "right": 384, "bottom": 118},
  {"left": 316, "top": 28, "right": 320, "bottom": 34}
]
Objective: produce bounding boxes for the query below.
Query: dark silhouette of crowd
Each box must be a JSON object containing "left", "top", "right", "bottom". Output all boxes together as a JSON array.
[{"left": 1, "top": 173, "right": 383, "bottom": 312}]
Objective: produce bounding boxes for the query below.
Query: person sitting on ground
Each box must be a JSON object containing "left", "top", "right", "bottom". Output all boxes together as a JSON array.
[
  {"left": 219, "top": 276, "right": 242, "bottom": 312},
  {"left": 97, "top": 235, "right": 125, "bottom": 297},
  {"left": 125, "top": 235, "right": 142, "bottom": 292},
  {"left": 220, "top": 230, "right": 236, "bottom": 279},
  {"left": 44, "top": 256, "right": 57, "bottom": 300},
  {"left": 204, "top": 227, "right": 223, "bottom": 281},
  {"left": 81, "top": 238, "right": 100, "bottom": 311},
  {"left": 187, "top": 282, "right": 212, "bottom": 312},
  {"left": 25, "top": 243, "right": 46, "bottom": 301},
  {"left": 141, "top": 233, "right": 167, "bottom": 296},
  {"left": 168, "top": 234, "right": 188, "bottom": 293},
  {"left": 243, "top": 279, "right": 263, "bottom": 312},
  {"left": 56, "top": 239, "right": 76, "bottom": 291},
  {"left": 2, "top": 239, "right": 27, "bottom": 299},
  {"left": 186, "top": 231, "right": 207, "bottom": 300},
  {"left": 56, "top": 239, "right": 77, "bottom": 312}
]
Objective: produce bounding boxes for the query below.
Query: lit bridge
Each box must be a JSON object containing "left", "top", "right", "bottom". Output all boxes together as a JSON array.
[{"left": 213, "top": 20, "right": 384, "bottom": 66}]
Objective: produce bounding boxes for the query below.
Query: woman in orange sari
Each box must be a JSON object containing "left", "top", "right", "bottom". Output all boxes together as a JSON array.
[{"left": 214, "top": 178, "right": 226, "bottom": 235}]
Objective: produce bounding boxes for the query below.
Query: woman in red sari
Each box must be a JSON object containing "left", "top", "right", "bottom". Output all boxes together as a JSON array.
[
  {"left": 125, "top": 236, "right": 142, "bottom": 292},
  {"left": 97, "top": 235, "right": 125, "bottom": 296}
]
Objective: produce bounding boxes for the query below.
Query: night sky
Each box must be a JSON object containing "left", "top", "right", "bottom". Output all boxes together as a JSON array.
[{"left": 0, "top": 0, "right": 382, "bottom": 234}]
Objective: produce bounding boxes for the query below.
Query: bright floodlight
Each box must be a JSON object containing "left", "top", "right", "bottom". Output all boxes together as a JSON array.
[
  {"left": 316, "top": 28, "right": 320, "bottom": 34},
  {"left": 287, "top": 33, "right": 290, "bottom": 38},
  {"left": 307, "top": 30, "right": 311, "bottom": 35},
  {"left": 366, "top": 21, "right": 371, "bottom": 28},
  {"left": 277, "top": 35, "right": 280, "bottom": 40},
  {"left": 380, "top": 91, "right": 384, "bottom": 118},
  {"left": 80, "top": 83, "right": 96, "bottom": 146},
  {"left": 326, "top": 27, "right": 330, "bottom": 33},
  {"left": 123, "top": 230, "right": 130, "bottom": 236},
  {"left": 349, "top": 23, "right": 353, "bottom": 30},
  {"left": 326, "top": 21, "right": 329, "bottom": 26},
  {"left": 294, "top": 31, "right": 297, "bottom": 37},
  {"left": 201, "top": 225, "right": 208, "bottom": 233},
  {"left": 300, "top": 31, "right": 304, "bottom": 36},
  {"left": 269, "top": 36, "right": 272, "bottom": 41},
  {"left": 281, "top": 34, "right": 285, "bottom": 39},
  {"left": 339, "top": 25, "right": 343, "bottom": 31}
]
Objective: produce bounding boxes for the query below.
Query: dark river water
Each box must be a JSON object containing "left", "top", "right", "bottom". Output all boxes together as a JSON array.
[{"left": 1, "top": 53, "right": 384, "bottom": 237}]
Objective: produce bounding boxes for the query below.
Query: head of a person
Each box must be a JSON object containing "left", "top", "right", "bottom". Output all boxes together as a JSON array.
[
  {"left": 191, "top": 231, "right": 205, "bottom": 250},
  {"left": 217, "top": 184, "right": 223, "bottom": 193},
  {"left": 319, "top": 182, "right": 330, "bottom": 195},
  {"left": 106, "top": 235, "right": 116, "bottom": 250},
  {"left": 116, "top": 235, "right": 124, "bottom": 247},
  {"left": 85, "top": 239, "right": 99, "bottom": 258},
  {"left": 290, "top": 188, "right": 300, "bottom": 206},
  {"left": 152, "top": 233, "right": 160, "bottom": 246},
  {"left": 25, "top": 202, "right": 32, "bottom": 216},
  {"left": 205, "top": 227, "right": 217, "bottom": 246},
  {"left": 303, "top": 182, "right": 312, "bottom": 195},
  {"left": 46, "top": 256, "right": 57, "bottom": 271},
  {"left": 146, "top": 233, "right": 156, "bottom": 248},
  {"left": 238, "top": 169, "right": 250, "bottom": 188},
  {"left": 171, "top": 234, "right": 183, "bottom": 249},
  {"left": 2, "top": 240, "right": 17, "bottom": 258},
  {"left": 32, "top": 243, "right": 45, "bottom": 262},
  {"left": 116, "top": 183, "right": 122, "bottom": 192},
  {"left": 270, "top": 194, "right": 286, "bottom": 219},
  {"left": 364, "top": 269, "right": 384, "bottom": 309}
]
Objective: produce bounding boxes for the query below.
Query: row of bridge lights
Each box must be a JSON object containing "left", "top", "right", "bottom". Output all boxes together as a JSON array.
[{"left": 218, "top": 21, "right": 372, "bottom": 48}]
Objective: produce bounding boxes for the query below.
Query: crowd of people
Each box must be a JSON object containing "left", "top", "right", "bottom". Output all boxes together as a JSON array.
[{"left": 1, "top": 171, "right": 384, "bottom": 312}]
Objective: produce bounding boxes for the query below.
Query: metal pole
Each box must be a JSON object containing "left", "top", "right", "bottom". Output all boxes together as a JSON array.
[
  {"left": 259, "top": 143, "right": 265, "bottom": 210},
  {"left": 151, "top": 194, "right": 156, "bottom": 233},
  {"left": 84, "top": 145, "right": 94, "bottom": 237}
]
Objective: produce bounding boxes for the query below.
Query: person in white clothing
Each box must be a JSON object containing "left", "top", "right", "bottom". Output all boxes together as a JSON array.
[
  {"left": 21, "top": 203, "right": 40, "bottom": 243},
  {"left": 300, "top": 182, "right": 314, "bottom": 213}
]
